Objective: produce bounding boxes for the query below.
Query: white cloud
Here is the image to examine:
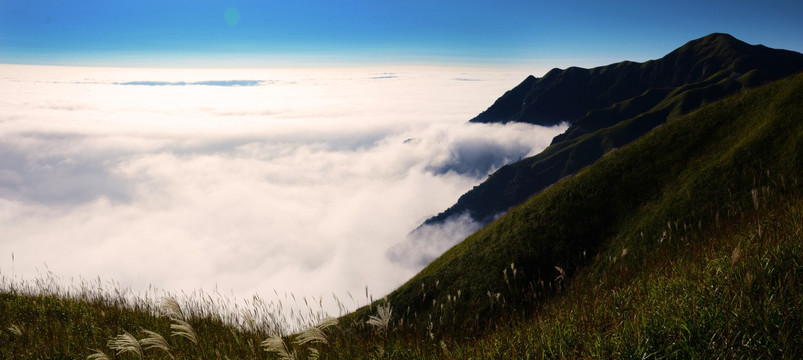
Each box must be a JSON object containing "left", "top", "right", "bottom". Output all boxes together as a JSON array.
[
  {"left": 0, "top": 64, "right": 565, "bottom": 316},
  {"left": 387, "top": 212, "right": 484, "bottom": 268}
]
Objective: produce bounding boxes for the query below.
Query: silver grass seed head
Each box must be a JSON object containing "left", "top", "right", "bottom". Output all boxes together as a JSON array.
[
  {"left": 7, "top": 324, "right": 22, "bottom": 336},
  {"left": 160, "top": 296, "right": 185, "bottom": 320},
  {"left": 86, "top": 349, "right": 110, "bottom": 360},
  {"left": 139, "top": 328, "right": 173, "bottom": 357},
  {"left": 366, "top": 302, "right": 392, "bottom": 333},
  {"left": 108, "top": 331, "right": 143, "bottom": 360},
  {"left": 294, "top": 326, "right": 328, "bottom": 346},
  {"left": 261, "top": 336, "right": 296, "bottom": 360},
  {"left": 170, "top": 318, "right": 199, "bottom": 345}
]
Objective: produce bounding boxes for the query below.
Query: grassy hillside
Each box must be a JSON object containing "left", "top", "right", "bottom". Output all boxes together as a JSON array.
[
  {"left": 1, "top": 71, "right": 802, "bottom": 359},
  {"left": 439, "top": 189, "right": 803, "bottom": 358}
]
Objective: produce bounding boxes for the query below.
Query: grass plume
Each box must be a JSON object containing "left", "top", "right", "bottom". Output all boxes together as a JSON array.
[
  {"left": 139, "top": 328, "right": 173, "bottom": 358},
  {"left": 86, "top": 349, "right": 110, "bottom": 360},
  {"left": 261, "top": 336, "right": 296, "bottom": 360},
  {"left": 169, "top": 318, "right": 198, "bottom": 345},
  {"left": 366, "top": 301, "right": 393, "bottom": 334},
  {"left": 107, "top": 331, "right": 143, "bottom": 360}
]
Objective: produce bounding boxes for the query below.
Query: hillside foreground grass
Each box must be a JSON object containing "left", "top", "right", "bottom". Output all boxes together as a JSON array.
[{"left": 2, "top": 72, "right": 803, "bottom": 358}]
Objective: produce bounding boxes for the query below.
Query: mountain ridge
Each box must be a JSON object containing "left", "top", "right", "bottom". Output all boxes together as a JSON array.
[
  {"left": 469, "top": 33, "right": 803, "bottom": 126},
  {"left": 413, "top": 33, "right": 803, "bottom": 236}
]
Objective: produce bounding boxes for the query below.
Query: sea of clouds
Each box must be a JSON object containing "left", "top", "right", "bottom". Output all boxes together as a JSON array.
[{"left": 0, "top": 64, "right": 563, "bottom": 315}]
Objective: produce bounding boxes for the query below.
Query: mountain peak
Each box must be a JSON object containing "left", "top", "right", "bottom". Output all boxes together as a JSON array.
[
  {"left": 681, "top": 33, "right": 752, "bottom": 57},
  {"left": 663, "top": 32, "right": 750, "bottom": 63},
  {"left": 468, "top": 33, "right": 802, "bottom": 126},
  {"left": 693, "top": 32, "right": 738, "bottom": 43}
]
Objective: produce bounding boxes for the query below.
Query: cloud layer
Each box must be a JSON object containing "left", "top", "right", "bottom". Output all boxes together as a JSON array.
[{"left": 0, "top": 64, "right": 565, "bottom": 314}]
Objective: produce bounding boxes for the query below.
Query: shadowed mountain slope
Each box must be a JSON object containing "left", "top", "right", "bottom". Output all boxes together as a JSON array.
[
  {"left": 418, "top": 33, "right": 803, "bottom": 231},
  {"left": 469, "top": 33, "right": 802, "bottom": 126}
]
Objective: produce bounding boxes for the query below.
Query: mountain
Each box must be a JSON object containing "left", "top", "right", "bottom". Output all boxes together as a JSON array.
[
  {"left": 417, "top": 33, "right": 803, "bottom": 232},
  {"left": 364, "top": 70, "right": 803, "bottom": 336},
  {"left": 469, "top": 33, "right": 802, "bottom": 127}
]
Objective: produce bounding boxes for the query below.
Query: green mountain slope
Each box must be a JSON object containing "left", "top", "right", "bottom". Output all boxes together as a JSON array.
[
  {"left": 373, "top": 70, "right": 803, "bottom": 337},
  {"left": 445, "top": 192, "right": 803, "bottom": 358},
  {"left": 421, "top": 33, "right": 803, "bottom": 228}
]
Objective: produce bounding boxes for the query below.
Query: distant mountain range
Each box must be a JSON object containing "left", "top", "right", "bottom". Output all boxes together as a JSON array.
[{"left": 418, "top": 33, "right": 803, "bottom": 230}]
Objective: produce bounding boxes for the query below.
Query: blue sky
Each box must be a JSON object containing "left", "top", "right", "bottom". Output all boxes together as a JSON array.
[{"left": 1, "top": 0, "right": 802, "bottom": 67}]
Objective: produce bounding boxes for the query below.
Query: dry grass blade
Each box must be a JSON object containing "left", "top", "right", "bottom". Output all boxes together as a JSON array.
[
  {"left": 731, "top": 246, "right": 742, "bottom": 266},
  {"left": 554, "top": 266, "right": 566, "bottom": 281},
  {"left": 294, "top": 326, "right": 328, "bottom": 346},
  {"left": 316, "top": 316, "right": 338, "bottom": 331},
  {"left": 7, "top": 324, "right": 22, "bottom": 336},
  {"left": 161, "top": 296, "right": 185, "bottom": 320},
  {"left": 261, "top": 336, "right": 296, "bottom": 360},
  {"left": 170, "top": 318, "right": 199, "bottom": 345},
  {"left": 139, "top": 328, "right": 174, "bottom": 358},
  {"left": 294, "top": 316, "right": 338, "bottom": 346},
  {"left": 108, "top": 331, "right": 143, "bottom": 360},
  {"left": 86, "top": 349, "right": 110, "bottom": 360},
  {"left": 308, "top": 347, "right": 320, "bottom": 360}
]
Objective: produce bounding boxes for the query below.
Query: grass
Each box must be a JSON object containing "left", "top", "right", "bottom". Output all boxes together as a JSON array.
[
  {"left": 0, "top": 274, "right": 341, "bottom": 359},
  {"left": 1, "top": 72, "right": 802, "bottom": 358},
  {"left": 448, "top": 184, "right": 803, "bottom": 359}
]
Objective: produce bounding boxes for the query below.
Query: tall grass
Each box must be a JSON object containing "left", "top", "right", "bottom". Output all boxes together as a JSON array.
[
  {"left": 0, "top": 270, "right": 347, "bottom": 359},
  {"left": 446, "top": 183, "right": 803, "bottom": 358}
]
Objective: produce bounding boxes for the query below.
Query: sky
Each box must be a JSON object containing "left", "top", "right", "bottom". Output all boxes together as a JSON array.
[{"left": 1, "top": 0, "right": 802, "bottom": 67}]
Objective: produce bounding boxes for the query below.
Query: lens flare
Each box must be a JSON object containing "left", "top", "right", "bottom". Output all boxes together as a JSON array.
[{"left": 224, "top": 8, "right": 240, "bottom": 26}]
